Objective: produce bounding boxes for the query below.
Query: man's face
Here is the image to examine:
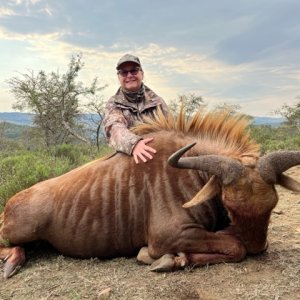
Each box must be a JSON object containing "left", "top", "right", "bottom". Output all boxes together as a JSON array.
[{"left": 117, "top": 62, "right": 144, "bottom": 92}]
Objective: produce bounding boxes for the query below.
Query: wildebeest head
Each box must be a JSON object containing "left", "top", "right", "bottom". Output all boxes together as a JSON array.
[{"left": 168, "top": 143, "right": 300, "bottom": 253}]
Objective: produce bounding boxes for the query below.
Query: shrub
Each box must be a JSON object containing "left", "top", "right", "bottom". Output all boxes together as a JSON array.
[
  {"left": 0, "top": 143, "right": 113, "bottom": 211},
  {"left": 52, "top": 143, "right": 83, "bottom": 165},
  {"left": 250, "top": 124, "right": 300, "bottom": 152},
  {"left": 0, "top": 151, "right": 71, "bottom": 209}
]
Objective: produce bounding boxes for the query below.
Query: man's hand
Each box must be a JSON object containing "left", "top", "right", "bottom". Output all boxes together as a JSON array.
[{"left": 132, "top": 138, "right": 156, "bottom": 164}]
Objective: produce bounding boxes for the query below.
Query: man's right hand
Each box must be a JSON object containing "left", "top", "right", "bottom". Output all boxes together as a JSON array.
[{"left": 132, "top": 138, "right": 157, "bottom": 164}]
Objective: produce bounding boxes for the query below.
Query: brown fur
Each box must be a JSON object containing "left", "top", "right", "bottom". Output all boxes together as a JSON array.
[
  {"left": 0, "top": 109, "right": 297, "bottom": 278},
  {"left": 133, "top": 108, "right": 260, "bottom": 161}
]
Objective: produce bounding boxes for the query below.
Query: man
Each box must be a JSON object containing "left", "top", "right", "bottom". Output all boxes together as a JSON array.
[{"left": 103, "top": 54, "right": 168, "bottom": 164}]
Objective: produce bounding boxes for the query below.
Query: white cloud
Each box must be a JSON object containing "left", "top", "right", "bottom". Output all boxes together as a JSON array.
[
  {"left": 0, "top": 26, "right": 60, "bottom": 41},
  {"left": 0, "top": 1, "right": 300, "bottom": 116},
  {"left": 39, "top": 4, "right": 53, "bottom": 16},
  {"left": 0, "top": 7, "right": 16, "bottom": 16},
  {"left": 9, "top": 0, "right": 41, "bottom": 6},
  {"left": 1, "top": 32, "right": 298, "bottom": 116}
]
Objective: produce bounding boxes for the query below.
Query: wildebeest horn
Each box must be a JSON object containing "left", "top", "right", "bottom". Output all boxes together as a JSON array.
[
  {"left": 168, "top": 142, "right": 197, "bottom": 167},
  {"left": 168, "top": 143, "right": 244, "bottom": 185},
  {"left": 258, "top": 151, "right": 300, "bottom": 190},
  {"left": 183, "top": 175, "right": 220, "bottom": 208}
]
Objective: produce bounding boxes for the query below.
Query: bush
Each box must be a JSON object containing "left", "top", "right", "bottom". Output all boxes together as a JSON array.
[
  {"left": 52, "top": 143, "right": 83, "bottom": 165},
  {"left": 0, "top": 137, "right": 24, "bottom": 152},
  {"left": 0, "top": 143, "right": 113, "bottom": 211},
  {"left": 250, "top": 124, "right": 300, "bottom": 153},
  {"left": 0, "top": 151, "right": 71, "bottom": 209}
]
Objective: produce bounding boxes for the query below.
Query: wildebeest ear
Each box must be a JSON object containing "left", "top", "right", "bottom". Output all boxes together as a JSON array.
[
  {"left": 183, "top": 176, "right": 220, "bottom": 208},
  {"left": 277, "top": 174, "right": 300, "bottom": 192}
]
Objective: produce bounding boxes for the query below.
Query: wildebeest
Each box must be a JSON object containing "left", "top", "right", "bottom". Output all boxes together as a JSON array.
[{"left": 0, "top": 109, "right": 299, "bottom": 278}]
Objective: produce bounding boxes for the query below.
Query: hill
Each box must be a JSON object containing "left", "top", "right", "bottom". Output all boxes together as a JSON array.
[
  {"left": 251, "top": 116, "right": 285, "bottom": 126},
  {"left": 0, "top": 121, "right": 30, "bottom": 139},
  {"left": 0, "top": 112, "right": 33, "bottom": 126},
  {"left": 0, "top": 112, "right": 284, "bottom": 127}
]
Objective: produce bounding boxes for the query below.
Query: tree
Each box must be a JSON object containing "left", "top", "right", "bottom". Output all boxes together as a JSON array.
[
  {"left": 214, "top": 102, "right": 241, "bottom": 114},
  {"left": 214, "top": 102, "right": 253, "bottom": 120},
  {"left": 169, "top": 93, "right": 205, "bottom": 117},
  {"left": 8, "top": 55, "right": 105, "bottom": 147},
  {"left": 274, "top": 99, "right": 300, "bottom": 133},
  {"left": 83, "top": 94, "right": 107, "bottom": 150}
]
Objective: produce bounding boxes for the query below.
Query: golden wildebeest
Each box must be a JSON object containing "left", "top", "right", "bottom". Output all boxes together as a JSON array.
[{"left": 0, "top": 110, "right": 299, "bottom": 278}]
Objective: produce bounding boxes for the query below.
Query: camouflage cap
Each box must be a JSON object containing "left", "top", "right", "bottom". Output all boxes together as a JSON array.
[{"left": 116, "top": 54, "right": 141, "bottom": 70}]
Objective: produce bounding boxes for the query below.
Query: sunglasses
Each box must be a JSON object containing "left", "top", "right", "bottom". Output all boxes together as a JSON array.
[{"left": 118, "top": 67, "right": 140, "bottom": 77}]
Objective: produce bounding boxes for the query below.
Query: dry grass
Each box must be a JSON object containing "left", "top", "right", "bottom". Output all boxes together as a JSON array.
[{"left": 0, "top": 168, "right": 299, "bottom": 300}]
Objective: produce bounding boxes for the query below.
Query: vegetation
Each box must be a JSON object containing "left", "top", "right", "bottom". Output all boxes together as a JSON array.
[
  {"left": 169, "top": 93, "right": 205, "bottom": 117},
  {"left": 249, "top": 99, "right": 300, "bottom": 153},
  {"left": 0, "top": 142, "right": 112, "bottom": 210},
  {"left": 0, "top": 150, "right": 69, "bottom": 210},
  {"left": 7, "top": 55, "right": 107, "bottom": 147},
  {"left": 274, "top": 99, "right": 300, "bottom": 133},
  {"left": 0, "top": 121, "right": 28, "bottom": 139},
  {"left": 249, "top": 124, "right": 300, "bottom": 153}
]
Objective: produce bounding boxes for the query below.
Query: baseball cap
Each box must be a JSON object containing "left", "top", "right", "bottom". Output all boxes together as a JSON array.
[{"left": 116, "top": 54, "right": 141, "bottom": 70}]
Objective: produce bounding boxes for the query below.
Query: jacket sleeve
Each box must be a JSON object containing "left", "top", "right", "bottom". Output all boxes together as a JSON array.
[{"left": 102, "top": 100, "right": 142, "bottom": 155}]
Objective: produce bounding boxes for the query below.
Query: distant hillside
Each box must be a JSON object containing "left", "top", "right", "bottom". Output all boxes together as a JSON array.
[
  {"left": 251, "top": 116, "right": 285, "bottom": 126},
  {"left": 0, "top": 121, "right": 30, "bottom": 139},
  {"left": 0, "top": 112, "right": 33, "bottom": 126},
  {"left": 0, "top": 112, "right": 284, "bottom": 127}
]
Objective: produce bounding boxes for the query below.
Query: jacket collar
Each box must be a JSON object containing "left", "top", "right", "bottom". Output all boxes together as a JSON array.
[{"left": 113, "top": 85, "right": 160, "bottom": 109}]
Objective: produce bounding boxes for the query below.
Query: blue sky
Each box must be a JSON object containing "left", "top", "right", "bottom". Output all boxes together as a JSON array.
[{"left": 0, "top": 0, "right": 299, "bottom": 116}]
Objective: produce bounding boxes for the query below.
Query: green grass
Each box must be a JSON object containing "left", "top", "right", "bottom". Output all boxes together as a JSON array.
[{"left": 0, "top": 143, "right": 113, "bottom": 210}]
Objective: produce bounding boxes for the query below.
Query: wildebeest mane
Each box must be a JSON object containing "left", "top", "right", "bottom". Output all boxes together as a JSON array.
[{"left": 132, "top": 108, "right": 260, "bottom": 161}]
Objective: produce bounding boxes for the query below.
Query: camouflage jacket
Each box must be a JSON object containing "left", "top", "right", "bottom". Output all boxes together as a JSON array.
[{"left": 102, "top": 85, "right": 168, "bottom": 155}]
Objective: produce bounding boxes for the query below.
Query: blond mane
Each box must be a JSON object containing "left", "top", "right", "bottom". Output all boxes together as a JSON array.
[{"left": 132, "top": 108, "right": 260, "bottom": 162}]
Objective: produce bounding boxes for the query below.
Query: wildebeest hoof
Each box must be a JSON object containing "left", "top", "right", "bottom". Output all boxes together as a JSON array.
[
  {"left": 150, "top": 254, "right": 175, "bottom": 272},
  {"left": 3, "top": 261, "right": 22, "bottom": 279},
  {"left": 2, "top": 247, "right": 25, "bottom": 279}
]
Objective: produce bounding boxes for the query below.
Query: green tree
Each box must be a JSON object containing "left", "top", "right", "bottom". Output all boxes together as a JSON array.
[
  {"left": 214, "top": 102, "right": 253, "bottom": 121},
  {"left": 83, "top": 94, "right": 107, "bottom": 150},
  {"left": 274, "top": 99, "right": 300, "bottom": 133},
  {"left": 214, "top": 102, "right": 241, "bottom": 114},
  {"left": 8, "top": 55, "right": 106, "bottom": 147},
  {"left": 169, "top": 93, "right": 205, "bottom": 117}
]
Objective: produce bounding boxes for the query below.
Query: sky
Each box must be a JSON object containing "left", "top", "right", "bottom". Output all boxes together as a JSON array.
[{"left": 0, "top": 0, "right": 299, "bottom": 116}]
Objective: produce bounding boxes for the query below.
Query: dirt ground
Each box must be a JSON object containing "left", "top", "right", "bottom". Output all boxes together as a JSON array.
[{"left": 0, "top": 168, "right": 299, "bottom": 300}]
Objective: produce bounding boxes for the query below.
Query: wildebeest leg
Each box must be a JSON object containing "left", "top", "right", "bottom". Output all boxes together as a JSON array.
[
  {"left": 148, "top": 229, "right": 247, "bottom": 272},
  {"left": 186, "top": 233, "right": 247, "bottom": 268},
  {"left": 0, "top": 214, "right": 26, "bottom": 278},
  {"left": 0, "top": 243, "right": 26, "bottom": 278},
  {"left": 137, "top": 247, "right": 187, "bottom": 271}
]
